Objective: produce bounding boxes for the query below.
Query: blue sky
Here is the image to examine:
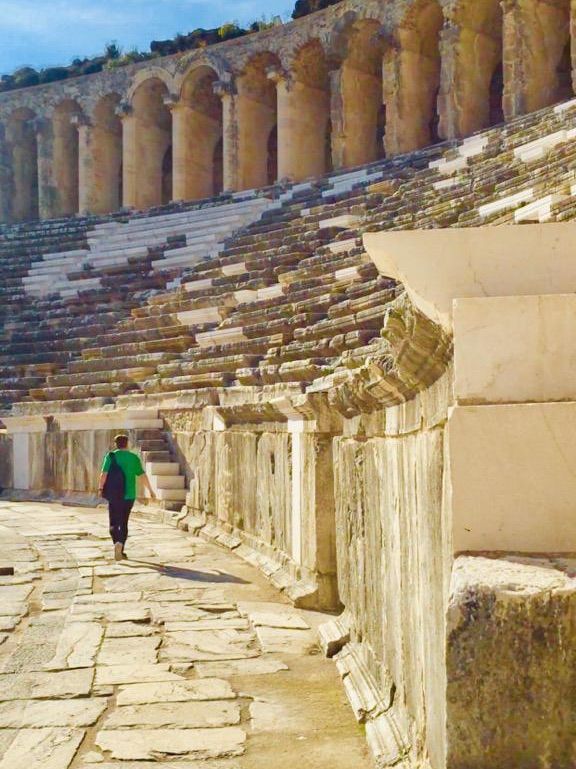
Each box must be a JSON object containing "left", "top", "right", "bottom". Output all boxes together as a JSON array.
[{"left": 0, "top": 0, "right": 295, "bottom": 75}]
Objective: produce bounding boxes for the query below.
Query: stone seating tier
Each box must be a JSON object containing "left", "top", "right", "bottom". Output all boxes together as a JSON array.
[{"left": 3, "top": 99, "right": 576, "bottom": 409}]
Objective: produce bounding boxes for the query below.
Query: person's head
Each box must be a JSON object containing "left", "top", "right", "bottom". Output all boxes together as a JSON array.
[{"left": 114, "top": 434, "right": 129, "bottom": 450}]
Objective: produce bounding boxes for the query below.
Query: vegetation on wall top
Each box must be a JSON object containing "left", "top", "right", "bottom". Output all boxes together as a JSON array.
[{"left": 0, "top": 0, "right": 344, "bottom": 94}]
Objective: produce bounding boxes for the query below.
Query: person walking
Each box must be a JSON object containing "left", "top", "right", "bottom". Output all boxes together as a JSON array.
[{"left": 99, "top": 434, "right": 156, "bottom": 561}]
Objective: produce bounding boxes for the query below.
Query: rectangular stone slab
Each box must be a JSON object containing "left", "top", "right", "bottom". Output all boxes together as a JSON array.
[
  {"left": 97, "top": 637, "right": 160, "bottom": 666},
  {"left": 102, "top": 701, "right": 241, "bottom": 729},
  {"left": 44, "top": 623, "right": 103, "bottom": 670},
  {"left": 105, "top": 622, "right": 156, "bottom": 638},
  {"left": 95, "top": 727, "right": 246, "bottom": 760},
  {"left": 195, "top": 658, "right": 289, "bottom": 678},
  {"left": 0, "top": 727, "right": 85, "bottom": 769},
  {"left": 116, "top": 678, "right": 236, "bottom": 706},
  {"left": 94, "top": 664, "right": 185, "bottom": 687},
  {"left": 0, "top": 698, "right": 108, "bottom": 727}
]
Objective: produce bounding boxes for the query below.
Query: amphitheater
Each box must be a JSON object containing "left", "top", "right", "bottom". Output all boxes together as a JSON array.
[{"left": 0, "top": 0, "right": 574, "bottom": 767}]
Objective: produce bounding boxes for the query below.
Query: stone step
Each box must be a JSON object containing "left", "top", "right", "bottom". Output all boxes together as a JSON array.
[
  {"left": 142, "top": 451, "right": 171, "bottom": 463},
  {"left": 152, "top": 475, "right": 186, "bottom": 490},
  {"left": 146, "top": 462, "right": 180, "bottom": 476},
  {"left": 154, "top": 488, "right": 187, "bottom": 502}
]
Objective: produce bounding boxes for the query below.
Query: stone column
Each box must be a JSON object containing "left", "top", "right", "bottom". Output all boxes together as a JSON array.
[
  {"left": 214, "top": 80, "right": 239, "bottom": 192},
  {"left": 329, "top": 68, "right": 346, "bottom": 170},
  {"left": 35, "top": 116, "right": 57, "bottom": 221},
  {"left": 438, "top": 21, "right": 503, "bottom": 139},
  {"left": 170, "top": 100, "right": 192, "bottom": 201},
  {"left": 270, "top": 66, "right": 330, "bottom": 182},
  {"left": 118, "top": 102, "right": 136, "bottom": 210},
  {"left": 572, "top": 0, "right": 576, "bottom": 95},
  {"left": 74, "top": 114, "right": 96, "bottom": 216},
  {"left": 0, "top": 123, "right": 12, "bottom": 224},
  {"left": 503, "top": 0, "right": 570, "bottom": 117},
  {"left": 384, "top": 31, "right": 441, "bottom": 155}
]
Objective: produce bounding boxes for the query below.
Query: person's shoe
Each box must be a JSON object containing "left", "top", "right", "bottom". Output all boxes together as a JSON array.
[
  {"left": 114, "top": 542, "right": 123, "bottom": 561},
  {"left": 120, "top": 549, "right": 128, "bottom": 560}
]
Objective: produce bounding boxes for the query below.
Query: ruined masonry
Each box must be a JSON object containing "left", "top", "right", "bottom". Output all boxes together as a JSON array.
[{"left": 0, "top": 1, "right": 575, "bottom": 768}]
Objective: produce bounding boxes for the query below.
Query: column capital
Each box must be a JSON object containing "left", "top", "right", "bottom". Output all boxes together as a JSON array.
[
  {"left": 162, "top": 93, "right": 181, "bottom": 111},
  {"left": 33, "top": 116, "right": 53, "bottom": 136},
  {"left": 115, "top": 101, "right": 133, "bottom": 119},
  {"left": 266, "top": 65, "right": 292, "bottom": 88},
  {"left": 213, "top": 79, "right": 237, "bottom": 99},
  {"left": 164, "top": 99, "right": 190, "bottom": 114},
  {"left": 70, "top": 114, "right": 92, "bottom": 129}
]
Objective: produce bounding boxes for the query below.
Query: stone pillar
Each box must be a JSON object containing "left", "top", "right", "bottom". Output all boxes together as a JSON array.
[
  {"left": 503, "top": 0, "right": 570, "bottom": 117},
  {"left": 118, "top": 102, "right": 136, "bottom": 209},
  {"left": 329, "top": 59, "right": 383, "bottom": 169},
  {"left": 270, "top": 66, "right": 330, "bottom": 182},
  {"left": 171, "top": 98, "right": 223, "bottom": 202},
  {"left": 438, "top": 22, "right": 502, "bottom": 139},
  {"left": 572, "top": 0, "right": 576, "bottom": 94},
  {"left": 214, "top": 80, "right": 239, "bottom": 192},
  {"left": 329, "top": 68, "right": 346, "bottom": 170},
  {"left": 74, "top": 115, "right": 96, "bottom": 215},
  {"left": 0, "top": 123, "right": 12, "bottom": 224},
  {"left": 384, "top": 35, "right": 440, "bottom": 155},
  {"left": 35, "top": 117, "right": 57, "bottom": 221},
  {"left": 170, "top": 101, "right": 191, "bottom": 201}
]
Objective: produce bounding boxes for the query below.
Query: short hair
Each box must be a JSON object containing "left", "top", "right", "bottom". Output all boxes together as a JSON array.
[{"left": 114, "top": 434, "right": 129, "bottom": 449}]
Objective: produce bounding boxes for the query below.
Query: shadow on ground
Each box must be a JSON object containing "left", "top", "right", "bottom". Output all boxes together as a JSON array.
[{"left": 123, "top": 558, "right": 249, "bottom": 584}]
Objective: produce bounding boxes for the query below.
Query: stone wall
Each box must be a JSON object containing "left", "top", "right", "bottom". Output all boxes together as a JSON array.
[
  {"left": 163, "top": 406, "right": 340, "bottom": 610},
  {"left": 330, "top": 371, "right": 452, "bottom": 769}
]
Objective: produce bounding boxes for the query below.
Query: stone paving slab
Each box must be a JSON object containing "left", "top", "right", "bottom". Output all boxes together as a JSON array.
[
  {"left": 97, "top": 636, "right": 160, "bottom": 666},
  {"left": 44, "top": 622, "right": 103, "bottom": 670},
  {"left": 95, "top": 727, "right": 246, "bottom": 760},
  {"left": 102, "top": 700, "right": 241, "bottom": 729},
  {"left": 0, "top": 727, "right": 85, "bottom": 769},
  {"left": 0, "top": 669, "right": 94, "bottom": 700},
  {"left": 116, "top": 678, "right": 236, "bottom": 706},
  {"left": 0, "top": 502, "right": 370, "bottom": 769},
  {"left": 0, "top": 698, "right": 107, "bottom": 727}
]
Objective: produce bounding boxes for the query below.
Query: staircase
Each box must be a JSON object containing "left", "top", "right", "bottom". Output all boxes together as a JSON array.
[{"left": 134, "top": 427, "right": 187, "bottom": 511}]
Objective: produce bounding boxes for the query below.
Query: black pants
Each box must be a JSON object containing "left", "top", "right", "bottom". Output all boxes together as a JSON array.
[{"left": 108, "top": 498, "right": 134, "bottom": 545}]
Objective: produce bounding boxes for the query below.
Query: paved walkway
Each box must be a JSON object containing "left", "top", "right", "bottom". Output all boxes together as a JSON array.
[{"left": 0, "top": 501, "right": 370, "bottom": 769}]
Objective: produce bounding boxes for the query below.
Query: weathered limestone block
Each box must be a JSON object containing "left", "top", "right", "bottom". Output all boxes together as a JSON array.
[
  {"left": 446, "top": 556, "right": 576, "bottom": 769},
  {"left": 0, "top": 434, "right": 13, "bottom": 488}
]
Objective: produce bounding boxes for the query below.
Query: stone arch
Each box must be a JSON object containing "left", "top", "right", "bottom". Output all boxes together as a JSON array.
[
  {"left": 276, "top": 39, "right": 332, "bottom": 182},
  {"left": 236, "top": 51, "right": 281, "bottom": 190},
  {"left": 6, "top": 108, "right": 39, "bottom": 222},
  {"left": 126, "top": 66, "right": 175, "bottom": 103},
  {"left": 86, "top": 93, "right": 123, "bottom": 214},
  {"left": 52, "top": 99, "right": 83, "bottom": 216},
  {"left": 128, "top": 77, "right": 173, "bottom": 209},
  {"left": 440, "top": 0, "right": 503, "bottom": 137},
  {"left": 174, "top": 64, "right": 224, "bottom": 201},
  {"left": 331, "top": 18, "right": 387, "bottom": 169}
]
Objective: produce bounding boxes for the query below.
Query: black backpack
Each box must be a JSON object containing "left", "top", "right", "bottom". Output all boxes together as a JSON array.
[{"left": 102, "top": 452, "right": 126, "bottom": 503}]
